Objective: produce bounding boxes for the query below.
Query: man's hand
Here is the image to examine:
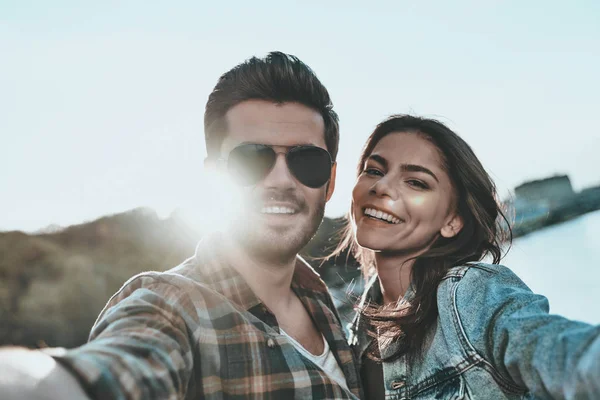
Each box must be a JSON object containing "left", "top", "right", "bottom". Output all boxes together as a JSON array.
[{"left": 0, "top": 347, "right": 91, "bottom": 400}]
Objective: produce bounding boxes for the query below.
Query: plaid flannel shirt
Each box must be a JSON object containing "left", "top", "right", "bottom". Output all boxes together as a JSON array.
[{"left": 53, "top": 234, "right": 362, "bottom": 399}]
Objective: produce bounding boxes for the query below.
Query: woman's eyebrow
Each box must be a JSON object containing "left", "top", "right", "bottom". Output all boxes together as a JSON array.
[
  {"left": 401, "top": 164, "right": 439, "bottom": 183},
  {"left": 367, "top": 154, "right": 388, "bottom": 168},
  {"left": 368, "top": 154, "right": 439, "bottom": 182}
]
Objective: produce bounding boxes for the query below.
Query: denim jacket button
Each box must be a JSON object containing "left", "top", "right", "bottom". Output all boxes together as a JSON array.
[
  {"left": 267, "top": 338, "right": 276, "bottom": 348},
  {"left": 391, "top": 380, "right": 406, "bottom": 389}
]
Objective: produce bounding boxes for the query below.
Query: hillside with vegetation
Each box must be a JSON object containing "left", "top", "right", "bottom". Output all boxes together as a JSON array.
[{"left": 0, "top": 208, "right": 359, "bottom": 348}]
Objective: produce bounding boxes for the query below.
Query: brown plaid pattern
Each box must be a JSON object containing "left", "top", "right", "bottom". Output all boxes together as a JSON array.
[{"left": 53, "top": 234, "right": 362, "bottom": 399}]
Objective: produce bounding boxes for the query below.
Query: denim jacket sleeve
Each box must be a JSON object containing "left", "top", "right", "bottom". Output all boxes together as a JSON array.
[{"left": 454, "top": 263, "right": 600, "bottom": 399}]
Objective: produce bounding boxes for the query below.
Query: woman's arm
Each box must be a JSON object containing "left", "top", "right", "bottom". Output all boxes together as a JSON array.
[{"left": 456, "top": 264, "right": 600, "bottom": 399}]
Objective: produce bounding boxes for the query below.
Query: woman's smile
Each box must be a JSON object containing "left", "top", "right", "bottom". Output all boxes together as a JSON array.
[
  {"left": 362, "top": 206, "right": 403, "bottom": 224},
  {"left": 352, "top": 131, "right": 459, "bottom": 256}
]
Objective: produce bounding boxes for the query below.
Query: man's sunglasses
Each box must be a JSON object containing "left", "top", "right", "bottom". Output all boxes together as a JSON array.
[{"left": 219, "top": 144, "right": 333, "bottom": 188}]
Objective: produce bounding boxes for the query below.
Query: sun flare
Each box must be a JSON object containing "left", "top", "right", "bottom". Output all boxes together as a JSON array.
[{"left": 178, "top": 169, "right": 246, "bottom": 236}]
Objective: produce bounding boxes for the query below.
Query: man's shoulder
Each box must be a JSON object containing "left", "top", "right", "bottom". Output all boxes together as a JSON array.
[
  {"left": 120, "top": 256, "right": 201, "bottom": 289},
  {"left": 94, "top": 254, "right": 246, "bottom": 332},
  {"left": 293, "top": 256, "right": 330, "bottom": 293},
  {"left": 110, "top": 254, "right": 225, "bottom": 307}
]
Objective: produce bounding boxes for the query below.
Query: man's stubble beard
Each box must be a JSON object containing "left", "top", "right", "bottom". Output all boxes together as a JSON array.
[{"left": 230, "top": 200, "right": 326, "bottom": 265}]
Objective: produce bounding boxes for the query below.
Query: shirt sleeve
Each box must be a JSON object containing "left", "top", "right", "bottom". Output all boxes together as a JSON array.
[
  {"left": 457, "top": 265, "right": 600, "bottom": 399},
  {"left": 52, "top": 274, "right": 196, "bottom": 400}
]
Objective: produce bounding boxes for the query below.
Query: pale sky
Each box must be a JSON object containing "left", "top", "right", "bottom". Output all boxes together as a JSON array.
[{"left": 2, "top": 1, "right": 599, "bottom": 232}]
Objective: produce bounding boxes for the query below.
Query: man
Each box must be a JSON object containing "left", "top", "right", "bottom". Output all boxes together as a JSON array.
[{"left": 0, "top": 52, "right": 361, "bottom": 399}]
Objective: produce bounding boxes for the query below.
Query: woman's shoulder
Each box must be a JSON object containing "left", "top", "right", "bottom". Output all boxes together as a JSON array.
[
  {"left": 438, "top": 261, "right": 552, "bottom": 338},
  {"left": 440, "top": 261, "right": 530, "bottom": 291},
  {"left": 438, "top": 261, "right": 545, "bottom": 322},
  {"left": 444, "top": 261, "right": 515, "bottom": 278}
]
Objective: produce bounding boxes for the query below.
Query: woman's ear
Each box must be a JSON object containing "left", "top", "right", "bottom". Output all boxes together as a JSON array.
[{"left": 440, "top": 213, "right": 464, "bottom": 238}]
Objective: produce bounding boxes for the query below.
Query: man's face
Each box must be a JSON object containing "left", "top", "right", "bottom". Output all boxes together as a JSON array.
[{"left": 219, "top": 100, "right": 336, "bottom": 262}]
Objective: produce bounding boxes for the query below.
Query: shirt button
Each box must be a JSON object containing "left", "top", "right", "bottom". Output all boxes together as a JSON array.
[
  {"left": 391, "top": 380, "right": 406, "bottom": 389},
  {"left": 267, "top": 338, "right": 276, "bottom": 348}
]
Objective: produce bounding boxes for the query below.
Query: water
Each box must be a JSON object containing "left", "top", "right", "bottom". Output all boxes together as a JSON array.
[{"left": 502, "top": 209, "right": 600, "bottom": 325}]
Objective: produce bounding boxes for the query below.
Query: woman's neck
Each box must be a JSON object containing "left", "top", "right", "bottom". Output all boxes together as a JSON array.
[{"left": 374, "top": 253, "right": 415, "bottom": 305}]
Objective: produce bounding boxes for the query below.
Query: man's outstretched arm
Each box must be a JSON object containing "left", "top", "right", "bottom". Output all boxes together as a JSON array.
[
  {"left": 1, "top": 274, "right": 196, "bottom": 400},
  {"left": 0, "top": 347, "right": 91, "bottom": 400}
]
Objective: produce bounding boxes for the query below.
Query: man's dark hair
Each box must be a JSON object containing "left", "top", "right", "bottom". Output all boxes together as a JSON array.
[{"left": 204, "top": 51, "right": 339, "bottom": 161}]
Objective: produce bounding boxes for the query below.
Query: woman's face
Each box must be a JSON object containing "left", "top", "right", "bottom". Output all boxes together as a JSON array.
[{"left": 351, "top": 131, "right": 463, "bottom": 256}]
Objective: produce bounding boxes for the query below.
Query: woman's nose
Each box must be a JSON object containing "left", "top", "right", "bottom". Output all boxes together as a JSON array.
[{"left": 370, "top": 176, "right": 398, "bottom": 200}]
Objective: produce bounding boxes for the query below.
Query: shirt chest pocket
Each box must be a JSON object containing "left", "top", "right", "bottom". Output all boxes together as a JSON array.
[
  {"left": 412, "top": 375, "right": 470, "bottom": 400},
  {"left": 222, "top": 327, "right": 289, "bottom": 397}
]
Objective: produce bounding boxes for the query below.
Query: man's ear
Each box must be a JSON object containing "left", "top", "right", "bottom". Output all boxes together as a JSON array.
[
  {"left": 440, "top": 213, "right": 464, "bottom": 238},
  {"left": 325, "top": 162, "right": 337, "bottom": 202}
]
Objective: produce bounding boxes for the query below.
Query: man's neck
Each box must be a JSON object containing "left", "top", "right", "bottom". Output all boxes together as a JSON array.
[{"left": 222, "top": 236, "right": 298, "bottom": 310}]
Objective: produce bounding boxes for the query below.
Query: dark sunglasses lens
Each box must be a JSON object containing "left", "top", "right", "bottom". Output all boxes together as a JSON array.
[
  {"left": 228, "top": 144, "right": 276, "bottom": 185},
  {"left": 287, "top": 146, "right": 332, "bottom": 188}
]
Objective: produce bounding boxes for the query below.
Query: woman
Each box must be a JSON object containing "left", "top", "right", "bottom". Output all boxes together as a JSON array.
[{"left": 333, "top": 115, "right": 599, "bottom": 399}]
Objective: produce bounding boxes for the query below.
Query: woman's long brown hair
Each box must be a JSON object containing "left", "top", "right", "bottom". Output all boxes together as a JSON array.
[{"left": 331, "top": 115, "right": 512, "bottom": 361}]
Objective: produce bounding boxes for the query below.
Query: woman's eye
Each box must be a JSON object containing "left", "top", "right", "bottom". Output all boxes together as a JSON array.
[
  {"left": 407, "top": 179, "right": 429, "bottom": 189},
  {"left": 364, "top": 168, "right": 383, "bottom": 177}
]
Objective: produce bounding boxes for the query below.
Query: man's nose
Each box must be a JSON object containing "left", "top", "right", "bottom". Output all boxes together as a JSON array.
[{"left": 262, "top": 153, "right": 296, "bottom": 189}]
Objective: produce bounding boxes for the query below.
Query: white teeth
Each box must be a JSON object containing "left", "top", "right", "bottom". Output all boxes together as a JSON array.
[
  {"left": 364, "top": 208, "right": 401, "bottom": 224},
  {"left": 261, "top": 206, "right": 296, "bottom": 214}
]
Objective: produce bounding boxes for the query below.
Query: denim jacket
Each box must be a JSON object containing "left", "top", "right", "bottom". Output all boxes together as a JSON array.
[{"left": 348, "top": 262, "right": 600, "bottom": 399}]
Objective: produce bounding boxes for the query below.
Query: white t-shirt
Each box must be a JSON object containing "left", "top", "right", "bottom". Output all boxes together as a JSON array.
[{"left": 280, "top": 329, "right": 349, "bottom": 392}]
